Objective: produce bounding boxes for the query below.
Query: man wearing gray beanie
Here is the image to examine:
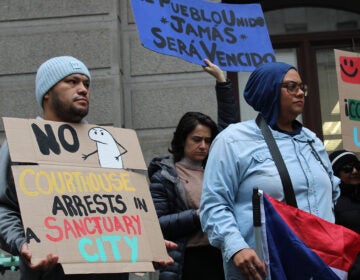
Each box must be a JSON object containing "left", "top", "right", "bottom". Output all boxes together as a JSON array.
[
  {"left": 0, "top": 56, "right": 129, "bottom": 280},
  {"left": 0, "top": 56, "right": 175, "bottom": 279},
  {"left": 35, "top": 56, "right": 91, "bottom": 123}
]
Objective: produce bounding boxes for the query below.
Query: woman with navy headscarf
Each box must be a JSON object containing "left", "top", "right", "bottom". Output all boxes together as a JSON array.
[{"left": 200, "top": 62, "right": 340, "bottom": 280}]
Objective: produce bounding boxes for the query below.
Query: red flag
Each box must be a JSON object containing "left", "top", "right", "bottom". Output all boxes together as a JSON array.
[{"left": 261, "top": 193, "right": 360, "bottom": 279}]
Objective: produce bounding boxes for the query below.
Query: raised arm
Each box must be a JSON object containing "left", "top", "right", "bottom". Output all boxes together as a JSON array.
[{"left": 203, "top": 59, "right": 240, "bottom": 132}]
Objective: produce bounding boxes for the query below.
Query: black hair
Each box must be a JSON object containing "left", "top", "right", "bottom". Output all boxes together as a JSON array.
[{"left": 169, "top": 112, "right": 218, "bottom": 165}]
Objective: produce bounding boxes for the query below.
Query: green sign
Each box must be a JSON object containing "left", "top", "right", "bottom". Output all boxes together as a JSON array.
[{"left": 345, "top": 98, "right": 360, "bottom": 121}]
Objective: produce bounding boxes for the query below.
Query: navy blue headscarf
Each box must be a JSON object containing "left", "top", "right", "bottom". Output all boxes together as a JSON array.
[{"left": 244, "top": 62, "right": 295, "bottom": 129}]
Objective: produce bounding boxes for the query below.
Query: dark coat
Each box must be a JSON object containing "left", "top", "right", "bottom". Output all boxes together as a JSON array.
[
  {"left": 215, "top": 80, "right": 240, "bottom": 131},
  {"left": 148, "top": 81, "right": 239, "bottom": 280},
  {"left": 335, "top": 183, "right": 360, "bottom": 279},
  {"left": 335, "top": 184, "right": 360, "bottom": 234},
  {"left": 148, "top": 156, "right": 200, "bottom": 280}
]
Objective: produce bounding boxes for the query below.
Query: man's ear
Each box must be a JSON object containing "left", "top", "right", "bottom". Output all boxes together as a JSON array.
[
  {"left": 41, "top": 91, "right": 50, "bottom": 109},
  {"left": 42, "top": 91, "right": 50, "bottom": 102}
]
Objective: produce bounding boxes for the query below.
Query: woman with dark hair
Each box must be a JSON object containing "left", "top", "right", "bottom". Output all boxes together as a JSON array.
[
  {"left": 169, "top": 112, "right": 219, "bottom": 165},
  {"left": 148, "top": 60, "right": 239, "bottom": 280}
]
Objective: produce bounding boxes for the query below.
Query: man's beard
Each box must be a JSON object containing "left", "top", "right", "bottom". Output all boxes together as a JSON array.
[{"left": 51, "top": 94, "right": 88, "bottom": 123}]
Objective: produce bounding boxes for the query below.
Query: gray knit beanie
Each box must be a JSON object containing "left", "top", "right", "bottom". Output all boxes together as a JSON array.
[{"left": 35, "top": 56, "right": 91, "bottom": 108}]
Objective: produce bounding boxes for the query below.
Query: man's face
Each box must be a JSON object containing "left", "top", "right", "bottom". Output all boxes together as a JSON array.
[{"left": 43, "top": 74, "right": 90, "bottom": 123}]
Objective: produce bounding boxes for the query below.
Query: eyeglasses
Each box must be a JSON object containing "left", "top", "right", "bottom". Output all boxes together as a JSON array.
[
  {"left": 281, "top": 81, "right": 308, "bottom": 96},
  {"left": 340, "top": 162, "right": 360, "bottom": 174}
]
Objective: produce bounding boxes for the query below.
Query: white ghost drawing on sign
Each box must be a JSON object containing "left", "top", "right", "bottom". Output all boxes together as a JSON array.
[{"left": 82, "top": 127, "right": 127, "bottom": 168}]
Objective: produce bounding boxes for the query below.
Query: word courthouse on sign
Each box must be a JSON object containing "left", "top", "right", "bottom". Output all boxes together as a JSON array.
[
  {"left": 131, "top": 0, "right": 275, "bottom": 72},
  {"left": 3, "top": 117, "right": 169, "bottom": 275}
]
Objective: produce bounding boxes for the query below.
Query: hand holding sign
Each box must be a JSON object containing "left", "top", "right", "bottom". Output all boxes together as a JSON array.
[
  {"left": 20, "top": 243, "right": 59, "bottom": 272},
  {"left": 3, "top": 118, "right": 169, "bottom": 275},
  {"left": 203, "top": 58, "right": 226, "bottom": 82},
  {"left": 153, "top": 240, "right": 177, "bottom": 269}
]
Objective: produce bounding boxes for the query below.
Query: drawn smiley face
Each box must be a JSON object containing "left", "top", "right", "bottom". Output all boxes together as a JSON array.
[
  {"left": 340, "top": 57, "right": 358, "bottom": 77},
  {"left": 339, "top": 56, "right": 360, "bottom": 84}
]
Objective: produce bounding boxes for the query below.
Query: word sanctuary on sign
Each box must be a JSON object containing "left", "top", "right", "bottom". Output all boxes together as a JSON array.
[{"left": 44, "top": 214, "right": 142, "bottom": 242}]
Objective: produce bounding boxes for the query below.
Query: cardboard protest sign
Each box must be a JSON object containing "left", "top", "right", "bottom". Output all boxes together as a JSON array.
[
  {"left": 130, "top": 0, "right": 275, "bottom": 72},
  {"left": 3, "top": 117, "right": 169, "bottom": 274},
  {"left": 334, "top": 49, "right": 360, "bottom": 151}
]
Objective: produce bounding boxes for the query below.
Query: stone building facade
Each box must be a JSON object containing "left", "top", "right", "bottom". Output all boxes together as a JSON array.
[{"left": 0, "top": 0, "right": 220, "bottom": 165}]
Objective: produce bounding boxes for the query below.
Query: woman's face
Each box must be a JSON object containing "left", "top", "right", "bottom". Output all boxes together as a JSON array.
[
  {"left": 183, "top": 124, "right": 212, "bottom": 162},
  {"left": 279, "top": 69, "right": 306, "bottom": 121},
  {"left": 338, "top": 161, "right": 360, "bottom": 185}
]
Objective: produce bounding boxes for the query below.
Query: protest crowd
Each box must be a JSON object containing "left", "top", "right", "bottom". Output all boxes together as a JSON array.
[
  {"left": 1, "top": 1, "right": 360, "bottom": 280},
  {"left": 0, "top": 54, "right": 359, "bottom": 280}
]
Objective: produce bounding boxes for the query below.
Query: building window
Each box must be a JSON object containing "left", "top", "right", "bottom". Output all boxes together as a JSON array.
[{"left": 236, "top": 7, "right": 360, "bottom": 153}]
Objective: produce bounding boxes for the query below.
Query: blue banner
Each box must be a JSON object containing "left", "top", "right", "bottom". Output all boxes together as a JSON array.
[{"left": 130, "top": 0, "right": 275, "bottom": 72}]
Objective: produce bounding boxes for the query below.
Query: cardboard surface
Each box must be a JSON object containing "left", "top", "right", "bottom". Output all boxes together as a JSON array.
[
  {"left": 4, "top": 117, "right": 147, "bottom": 170},
  {"left": 334, "top": 50, "right": 360, "bottom": 151},
  {"left": 3, "top": 118, "right": 169, "bottom": 274}
]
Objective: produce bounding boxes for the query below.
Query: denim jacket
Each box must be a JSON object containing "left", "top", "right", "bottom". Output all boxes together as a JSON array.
[{"left": 200, "top": 120, "right": 340, "bottom": 280}]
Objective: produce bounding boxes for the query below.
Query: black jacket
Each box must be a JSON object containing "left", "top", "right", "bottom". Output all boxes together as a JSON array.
[
  {"left": 148, "top": 81, "right": 239, "bottom": 280},
  {"left": 215, "top": 80, "right": 240, "bottom": 131},
  {"left": 148, "top": 156, "right": 200, "bottom": 280},
  {"left": 335, "top": 184, "right": 360, "bottom": 234},
  {"left": 335, "top": 183, "right": 360, "bottom": 279}
]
